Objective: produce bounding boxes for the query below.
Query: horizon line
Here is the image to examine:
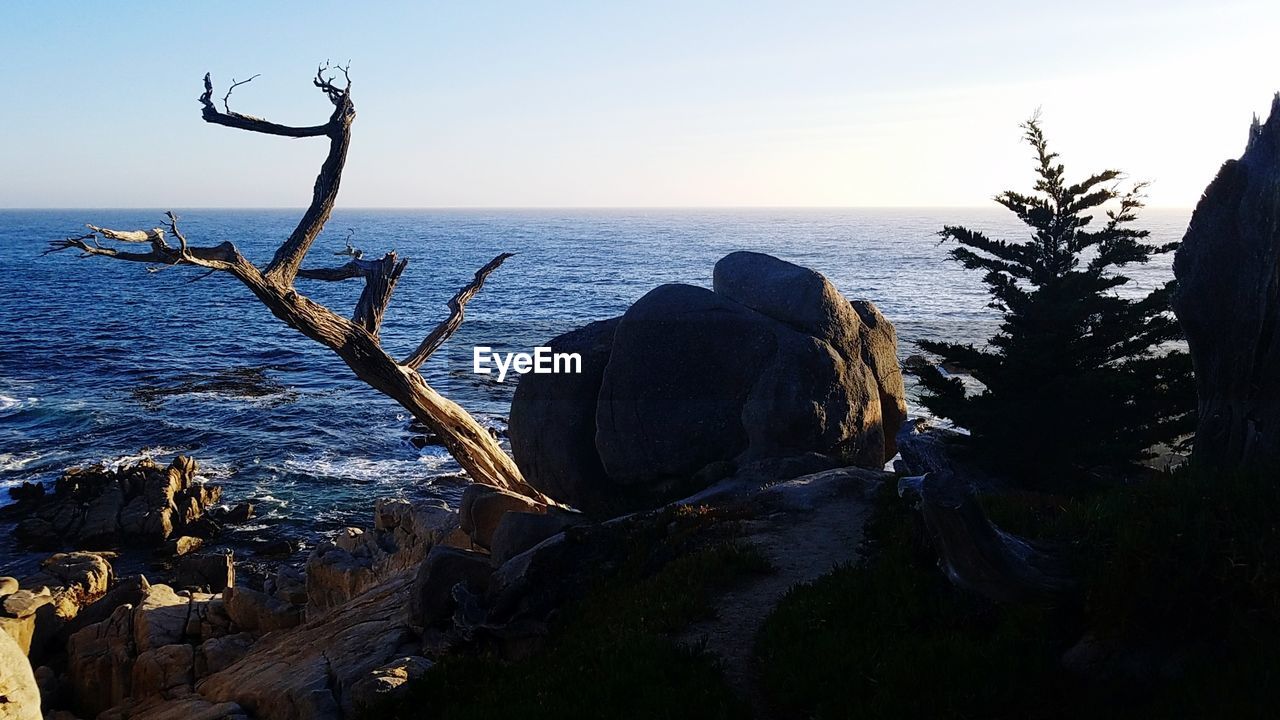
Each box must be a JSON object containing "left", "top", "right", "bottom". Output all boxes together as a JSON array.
[{"left": 0, "top": 204, "right": 1198, "bottom": 212}]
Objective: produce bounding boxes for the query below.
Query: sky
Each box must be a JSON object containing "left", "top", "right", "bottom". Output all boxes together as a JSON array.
[{"left": 3, "top": 0, "right": 1279, "bottom": 208}]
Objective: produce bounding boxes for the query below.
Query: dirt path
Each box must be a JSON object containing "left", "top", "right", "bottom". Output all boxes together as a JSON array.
[{"left": 677, "top": 468, "right": 880, "bottom": 708}]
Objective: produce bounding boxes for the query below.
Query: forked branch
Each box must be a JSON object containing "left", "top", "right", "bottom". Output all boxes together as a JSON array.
[
  {"left": 404, "top": 252, "right": 514, "bottom": 369},
  {"left": 46, "top": 67, "right": 545, "bottom": 502}
]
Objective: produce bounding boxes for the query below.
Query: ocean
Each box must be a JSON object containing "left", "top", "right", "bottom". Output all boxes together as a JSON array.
[{"left": 0, "top": 208, "right": 1189, "bottom": 573}]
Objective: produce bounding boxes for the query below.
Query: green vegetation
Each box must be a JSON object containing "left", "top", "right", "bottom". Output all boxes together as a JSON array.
[
  {"left": 755, "top": 471, "right": 1280, "bottom": 719},
  {"left": 917, "top": 118, "right": 1194, "bottom": 488},
  {"left": 380, "top": 505, "right": 769, "bottom": 720}
]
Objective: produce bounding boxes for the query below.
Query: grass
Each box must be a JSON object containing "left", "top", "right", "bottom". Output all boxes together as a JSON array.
[
  {"left": 755, "top": 469, "right": 1280, "bottom": 719},
  {"left": 378, "top": 504, "right": 770, "bottom": 720}
]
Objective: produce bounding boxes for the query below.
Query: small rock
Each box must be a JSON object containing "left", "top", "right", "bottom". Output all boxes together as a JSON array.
[
  {"left": 223, "top": 502, "right": 255, "bottom": 524},
  {"left": 254, "top": 537, "right": 300, "bottom": 558},
  {"left": 0, "top": 614, "right": 36, "bottom": 655},
  {"left": 14, "top": 518, "right": 59, "bottom": 550},
  {"left": 3, "top": 588, "right": 54, "bottom": 618},
  {"left": 0, "top": 577, "right": 18, "bottom": 598},
  {"left": 349, "top": 655, "right": 434, "bottom": 712},
  {"left": 7, "top": 481, "right": 44, "bottom": 503},
  {"left": 169, "top": 536, "right": 204, "bottom": 557}
]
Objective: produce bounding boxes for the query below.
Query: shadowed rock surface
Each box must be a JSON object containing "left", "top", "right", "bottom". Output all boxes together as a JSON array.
[
  {"left": 511, "top": 252, "right": 905, "bottom": 515},
  {"left": 1174, "top": 94, "right": 1280, "bottom": 471}
]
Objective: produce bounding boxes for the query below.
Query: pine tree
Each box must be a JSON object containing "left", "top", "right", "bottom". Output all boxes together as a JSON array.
[{"left": 917, "top": 117, "right": 1195, "bottom": 488}]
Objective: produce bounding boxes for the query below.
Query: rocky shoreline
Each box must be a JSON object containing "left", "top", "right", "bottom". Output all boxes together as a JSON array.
[{"left": 0, "top": 251, "right": 917, "bottom": 719}]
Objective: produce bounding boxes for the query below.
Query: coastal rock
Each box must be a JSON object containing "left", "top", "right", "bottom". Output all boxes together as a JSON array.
[
  {"left": 508, "top": 318, "right": 620, "bottom": 513},
  {"left": 67, "top": 603, "right": 136, "bottom": 716},
  {"left": 169, "top": 536, "right": 203, "bottom": 557},
  {"left": 265, "top": 567, "right": 307, "bottom": 607},
  {"left": 304, "top": 543, "right": 380, "bottom": 620},
  {"left": 849, "top": 299, "right": 909, "bottom": 458},
  {"left": 409, "top": 546, "right": 493, "bottom": 629},
  {"left": 2, "top": 589, "right": 52, "bottom": 619},
  {"left": 459, "top": 484, "right": 546, "bottom": 549},
  {"left": 348, "top": 656, "right": 433, "bottom": 713},
  {"left": 173, "top": 552, "right": 235, "bottom": 593},
  {"left": 98, "top": 690, "right": 248, "bottom": 720},
  {"left": 0, "top": 578, "right": 18, "bottom": 598},
  {"left": 62, "top": 575, "right": 150, "bottom": 645},
  {"left": 305, "top": 499, "right": 464, "bottom": 620},
  {"left": 510, "top": 252, "right": 903, "bottom": 514},
  {"left": 194, "top": 632, "right": 254, "bottom": 678},
  {"left": 1173, "top": 94, "right": 1280, "bottom": 471},
  {"left": 197, "top": 571, "right": 419, "bottom": 720},
  {"left": 489, "top": 510, "right": 580, "bottom": 566},
  {"left": 222, "top": 586, "right": 301, "bottom": 634},
  {"left": 4, "top": 456, "right": 227, "bottom": 553},
  {"left": 132, "top": 585, "right": 190, "bottom": 652},
  {"left": 30, "top": 552, "right": 114, "bottom": 603},
  {"left": 0, "top": 629, "right": 41, "bottom": 720},
  {"left": 130, "top": 643, "right": 194, "bottom": 697}
]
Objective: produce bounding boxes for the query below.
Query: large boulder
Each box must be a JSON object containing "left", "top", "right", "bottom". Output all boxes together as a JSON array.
[
  {"left": 0, "top": 628, "right": 40, "bottom": 720},
  {"left": 510, "top": 252, "right": 904, "bottom": 514},
  {"left": 1173, "top": 94, "right": 1280, "bottom": 471},
  {"left": 508, "top": 318, "right": 619, "bottom": 512}
]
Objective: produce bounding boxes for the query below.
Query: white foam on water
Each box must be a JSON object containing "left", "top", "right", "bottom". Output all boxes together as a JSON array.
[
  {"left": 0, "top": 451, "right": 43, "bottom": 473},
  {"left": 0, "top": 395, "right": 38, "bottom": 413},
  {"left": 276, "top": 448, "right": 458, "bottom": 485}
]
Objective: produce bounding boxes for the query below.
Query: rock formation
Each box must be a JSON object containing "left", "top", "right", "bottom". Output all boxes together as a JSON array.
[
  {"left": 4, "top": 456, "right": 222, "bottom": 551},
  {"left": 511, "top": 251, "right": 906, "bottom": 514},
  {"left": 1174, "top": 93, "right": 1280, "bottom": 471}
]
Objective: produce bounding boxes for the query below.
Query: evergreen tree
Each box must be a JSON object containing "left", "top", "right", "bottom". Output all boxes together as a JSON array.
[{"left": 917, "top": 117, "right": 1195, "bottom": 488}]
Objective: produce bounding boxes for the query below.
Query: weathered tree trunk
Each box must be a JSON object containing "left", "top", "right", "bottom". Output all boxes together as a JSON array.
[
  {"left": 46, "top": 66, "right": 549, "bottom": 504},
  {"left": 896, "top": 422, "right": 1074, "bottom": 602},
  {"left": 1173, "top": 93, "right": 1280, "bottom": 473}
]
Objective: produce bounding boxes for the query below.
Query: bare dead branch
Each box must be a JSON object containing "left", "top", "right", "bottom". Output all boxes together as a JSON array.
[
  {"left": 403, "top": 252, "right": 514, "bottom": 369},
  {"left": 298, "top": 252, "right": 409, "bottom": 339},
  {"left": 86, "top": 225, "right": 167, "bottom": 244},
  {"left": 354, "top": 253, "right": 408, "bottom": 338},
  {"left": 48, "top": 66, "right": 548, "bottom": 503},
  {"left": 222, "top": 73, "right": 261, "bottom": 113},
  {"left": 46, "top": 216, "right": 250, "bottom": 273},
  {"left": 314, "top": 61, "right": 352, "bottom": 105},
  {"left": 199, "top": 73, "right": 333, "bottom": 138}
]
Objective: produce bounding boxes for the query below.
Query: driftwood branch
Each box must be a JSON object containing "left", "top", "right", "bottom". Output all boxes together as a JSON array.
[{"left": 403, "top": 252, "right": 514, "bottom": 369}]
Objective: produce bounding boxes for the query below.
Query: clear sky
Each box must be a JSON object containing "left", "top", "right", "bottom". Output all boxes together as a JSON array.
[{"left": 3, "top": 0, "right": 1278, "bottom": 208}]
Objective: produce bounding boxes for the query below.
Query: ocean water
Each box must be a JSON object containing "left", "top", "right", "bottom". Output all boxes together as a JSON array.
[{"left": 0, "top": 208, "right": 1189, "bottom": 572}]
